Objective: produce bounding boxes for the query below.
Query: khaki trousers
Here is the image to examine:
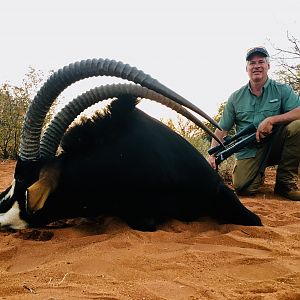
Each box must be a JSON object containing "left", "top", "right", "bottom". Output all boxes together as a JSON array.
[{"left": 232, "top": 120, "right": 300, "bottom": 194}]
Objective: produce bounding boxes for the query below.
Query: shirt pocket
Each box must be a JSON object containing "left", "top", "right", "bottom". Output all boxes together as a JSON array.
[
  {"left": 236, "top": 107, "right": 255, "bottom": 123},
  {"left": 261, "top": 99, "right": 281, "bottom": 118}
]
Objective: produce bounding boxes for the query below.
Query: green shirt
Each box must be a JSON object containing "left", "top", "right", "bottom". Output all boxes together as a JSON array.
[{"left": 219, "top": 78, "right": 300, "bottom": 160}]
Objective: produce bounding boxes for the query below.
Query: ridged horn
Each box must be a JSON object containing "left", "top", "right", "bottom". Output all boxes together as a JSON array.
[
  {"left": 19, "top": 58, "right": 221, "bottom": 161},
  {"left": 40, "top": 83, "right": 223, "bottom": 158}
]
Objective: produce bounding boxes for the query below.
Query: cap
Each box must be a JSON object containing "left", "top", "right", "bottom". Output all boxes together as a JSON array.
[{"left": 246, "top": 47, "right": 269, "bottom": 61}]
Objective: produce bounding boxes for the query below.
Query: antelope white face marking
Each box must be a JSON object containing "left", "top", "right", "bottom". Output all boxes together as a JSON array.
[
  {"left": 0, "top": 201, "right": 28, "bottom": 230},
  {"left": 0, "top": 180, "right": 16, "bottom": 203}
]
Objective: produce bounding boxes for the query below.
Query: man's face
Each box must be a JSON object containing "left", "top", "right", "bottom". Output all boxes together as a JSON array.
[{"left": 246, "top": 55, "right": 270, "bottom": 83}]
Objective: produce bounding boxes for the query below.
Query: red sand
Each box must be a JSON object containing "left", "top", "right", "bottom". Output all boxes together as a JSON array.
[{"left": 0, "top": 160, "right": 299, "bottom": 299}]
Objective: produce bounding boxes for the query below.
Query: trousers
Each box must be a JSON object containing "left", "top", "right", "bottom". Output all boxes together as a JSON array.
[{"left": 232, "top": 120, "right": 300, "bottom": 194}]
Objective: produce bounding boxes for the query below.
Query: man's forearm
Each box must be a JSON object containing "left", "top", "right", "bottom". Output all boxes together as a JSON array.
[{"left": 270, "top": 107, "right": 300, "bottom": 125}]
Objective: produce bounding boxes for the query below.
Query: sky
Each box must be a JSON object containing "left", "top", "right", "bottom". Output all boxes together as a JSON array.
[{"left": 1, "top": 0, "right": 299, "bottom": 121}]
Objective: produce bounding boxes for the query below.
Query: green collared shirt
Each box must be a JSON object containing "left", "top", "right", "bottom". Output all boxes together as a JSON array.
[{"left": 219, "top": 78, "right": 300, "bottom": 159}]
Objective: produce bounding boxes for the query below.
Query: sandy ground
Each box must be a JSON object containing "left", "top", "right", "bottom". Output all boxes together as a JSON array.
[{"left": 0, "top": 159, "right": 299, "bottom": 300}]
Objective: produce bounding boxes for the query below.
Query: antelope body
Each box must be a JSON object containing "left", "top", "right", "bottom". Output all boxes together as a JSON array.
[{"left": 0, "top": 59, "right": 262, "bottom": 231}]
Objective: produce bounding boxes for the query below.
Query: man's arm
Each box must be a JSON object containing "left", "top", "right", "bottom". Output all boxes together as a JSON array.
[
  {"left": 207, "top": 128, "right": 228, "bottom": 170},
  {"left": 256, "top": 107, "right": 300, "bottom": 142}
]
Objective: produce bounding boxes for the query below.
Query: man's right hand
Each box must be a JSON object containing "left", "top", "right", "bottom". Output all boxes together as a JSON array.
[
  {"left": 207, "top": 155, "right": 217, "bottom": 170},
  {"left": 207, "top": 128, "right": 227, "bottom": 170}
]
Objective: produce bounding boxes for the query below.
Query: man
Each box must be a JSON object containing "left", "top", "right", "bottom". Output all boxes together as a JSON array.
[{"left": 208, "top": 46, "right": 300, "bottom": 200}]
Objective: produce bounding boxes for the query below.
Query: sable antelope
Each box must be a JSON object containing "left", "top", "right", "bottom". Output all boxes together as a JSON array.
[{"left": 0, "top": 59, "right": 262, "bottom": 231}]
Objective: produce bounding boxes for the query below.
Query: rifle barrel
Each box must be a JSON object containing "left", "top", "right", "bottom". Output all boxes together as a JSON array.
[
  {"left": 207, "top": 124, "right": 257, "bottom": 156},
  {"left": 215, "top": 132, "right": 256, "bottom": 165}
]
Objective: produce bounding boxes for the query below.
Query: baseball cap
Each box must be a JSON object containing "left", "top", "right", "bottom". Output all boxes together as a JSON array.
[{"left": 246, "top": 47, "right": 269, "bottom": 61}]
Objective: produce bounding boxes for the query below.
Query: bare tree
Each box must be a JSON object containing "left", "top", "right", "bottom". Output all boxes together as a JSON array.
[{"left": 270, "top": 32, "right": 300, "bottom": 93}]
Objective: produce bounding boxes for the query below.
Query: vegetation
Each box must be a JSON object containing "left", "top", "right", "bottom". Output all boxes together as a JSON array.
[
  {"left": 0, "top": 68, "right": 55, "bottom": 159},
  {"left": 271, "top": 33, "right": 300, "bottom": 95}
]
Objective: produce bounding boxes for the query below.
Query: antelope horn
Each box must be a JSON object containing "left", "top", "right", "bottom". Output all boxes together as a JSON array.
[
  {"left": 19, "top": 58, "right": 221, "bottom": 162},
  {"left": 40, "top": 83, "right": 223, "bottom": 158}
]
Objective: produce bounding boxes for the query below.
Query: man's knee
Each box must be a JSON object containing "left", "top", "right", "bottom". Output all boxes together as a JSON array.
[
  {"left": 232, "top": 162, "right": 263, "bottom": 195},
  {"left": 233, "top": 175, "right": 262, "bottom": 195},
  {"left": 285, "top": 120, "right": 300, "bottom": 137}
]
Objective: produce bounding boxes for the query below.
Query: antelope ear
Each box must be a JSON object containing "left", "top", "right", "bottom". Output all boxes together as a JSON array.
[
  {"left": 26, "top": 163, "right": 61, "bottom": 213},
  {"left": 27, "top": 179, "right": 52, "bottom": 213}
]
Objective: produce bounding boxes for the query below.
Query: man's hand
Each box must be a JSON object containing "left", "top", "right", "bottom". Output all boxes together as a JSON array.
[
  {"left": 256, "top": 117, "right": 274, "bottom": 142},
  {"left": 256, "top": 107, "right": 300, "bottom": 142},
  {"left": 207, "top": 128, "right": 227, "bottom": 169},
  {"left": 207, "top": 155, "right": 217, "bottom": 170}
]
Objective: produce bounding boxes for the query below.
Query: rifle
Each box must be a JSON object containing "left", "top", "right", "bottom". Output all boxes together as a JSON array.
[{"left": 208, "top": 124, "right": 257, "bottom": 166}]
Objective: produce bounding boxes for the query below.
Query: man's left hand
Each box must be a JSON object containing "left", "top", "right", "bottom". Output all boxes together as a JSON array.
[{"left": 256, "top": 117, "right": 274, "bottom": 142}]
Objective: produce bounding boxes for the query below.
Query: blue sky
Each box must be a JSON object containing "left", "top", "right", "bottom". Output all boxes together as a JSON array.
[{"left": 1, "top": 0, "right": 299, "bottom": 120}]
